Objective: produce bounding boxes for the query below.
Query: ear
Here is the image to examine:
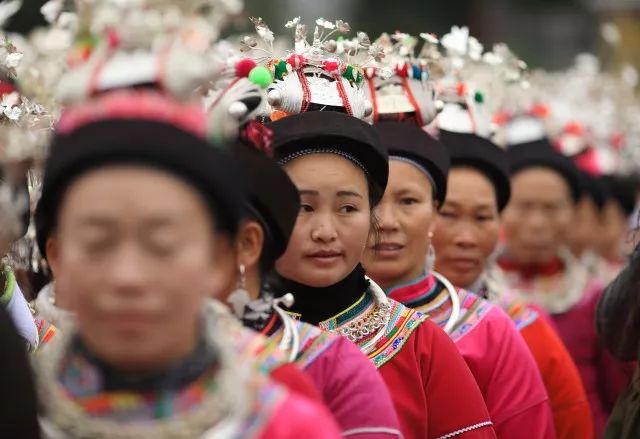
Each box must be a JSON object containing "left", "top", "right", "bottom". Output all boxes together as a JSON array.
[
  {"left": 45, "top": 236, "right": 60, "bottom": 278},
  {"left": 236, "top": 220, "right": 265, "bottom": 272},
  {"left": 427, "top": 200, "right": 438, "bottom": 237}
]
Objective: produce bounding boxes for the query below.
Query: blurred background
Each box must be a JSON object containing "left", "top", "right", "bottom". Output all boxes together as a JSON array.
[{"left": 6, "top": 0, "right": 640, "bottom": 73}]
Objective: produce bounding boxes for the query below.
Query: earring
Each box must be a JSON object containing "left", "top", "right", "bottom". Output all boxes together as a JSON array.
[
  {"left": 227, "top": 264, "right": 250, "bottom": 318},
  {"left": 425, "top": 244, "right": 436, "bottom": 274}
]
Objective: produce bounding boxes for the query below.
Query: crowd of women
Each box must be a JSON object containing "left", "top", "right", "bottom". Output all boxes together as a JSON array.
[{"left": 0, "top": 1, "right": 639, "bottom": 438}]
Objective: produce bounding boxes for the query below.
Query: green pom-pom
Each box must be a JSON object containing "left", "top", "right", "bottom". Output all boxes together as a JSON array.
[
  {"left": 274, "top": 60, "right": 289, "bottom": 80},
  {"left": 343, "top": 65, "right": 363, "bottom": 84},
  {"left": 249, "top": 66, "right": 273, "bottom": 88},
  {"left": 474, "top": 91, "right": 484, "bottom": 104}
]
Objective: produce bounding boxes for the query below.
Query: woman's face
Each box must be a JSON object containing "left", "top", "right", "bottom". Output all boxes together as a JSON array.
[
  {"left": 49, "top": 166, "right": 229, "bottom": 372},
  {"left": 276, "top": 154, "right": 371, "bottom": 287},
  {"left": 501, "top": 167, "right": 573, "bottom": 265},
  {"left": 433, "top": 168, "right": 500, "bottom": 288},
  {"left": 597, "top": 200, "right": 629, "bottom": 262},
  {"left": 363, "top": 160, "right": 436, "bottom": 289},
  {"left": 567, "top": 195, "right": 600, "bottom": 257}
]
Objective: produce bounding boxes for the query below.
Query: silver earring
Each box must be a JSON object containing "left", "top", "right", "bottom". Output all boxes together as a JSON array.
[
  {"left": 425, "top": 244, "right": 436, "bottom": 274},
  {"left": 227, "top": 264, "right": 250, "bottom": 318}
]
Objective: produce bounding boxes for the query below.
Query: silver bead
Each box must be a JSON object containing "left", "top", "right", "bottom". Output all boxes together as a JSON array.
[
  {"left": 267, "top": 89, "right": 282, "bottom": 107},
  {"left": 228, "top": 101, "right": 248, "bottom": 120},
  {"left": 363, "top": 99, "right": 373, "bottom": 118},
  {"left": 279, "top": 293, "right": 295, "bottom": 309}
]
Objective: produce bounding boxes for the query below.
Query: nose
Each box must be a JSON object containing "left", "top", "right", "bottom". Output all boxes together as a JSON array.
[
  {"left": 452, "top": 221, "right": 479, "bottom": 249},
  {"left": 525, "top": 207, "right": 548, "bottom": 233},
  {"left": 375, "top": 202, "right": 399, "bottom": 233},
  {"left": 105, "top": 242, "right": 147, "bottom": 295},
  {"left": 310, "top": 212, "right": 338, "bottom": 243}
]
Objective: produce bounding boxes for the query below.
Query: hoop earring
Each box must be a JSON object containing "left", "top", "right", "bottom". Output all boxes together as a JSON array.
[
  {"left": 227, "top": 264, "right": 250, "bottom": 318},
  {"left": 425, "top": 244, "right": 436, "bottom": 275}
]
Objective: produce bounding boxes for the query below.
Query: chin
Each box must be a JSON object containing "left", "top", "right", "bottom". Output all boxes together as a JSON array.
[{"left": 298, "top": 270, "right": 348, "bottom": 287}]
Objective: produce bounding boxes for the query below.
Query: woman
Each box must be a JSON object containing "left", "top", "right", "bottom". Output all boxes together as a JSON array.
[
  {"left": 597, "top": 241, "right": 640, "bottom": 438},
  {"left": 32, "top": 89, "right": 341, "bottom": 438},
  {"left": 362, "top": 122, "right": 554, "bottom": 439},
  {"left": 270, "top": 110, "right": 496, "bottom": 439},
  {"left": 495, "top": 138, "right": 631, "bottom": 436},
  {"left": 212, "top": 139, "right": 403, "bottom": 438},
  {"left": 433, "top": 129, "right": 593, "bottom": 439},
  {"left": 596, "top": 174, "right": 638, "bottom": 284}
]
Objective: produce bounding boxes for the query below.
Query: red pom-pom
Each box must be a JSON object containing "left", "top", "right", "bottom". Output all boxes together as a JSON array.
[
  {"left": 395, "top": 62, "right": 409, "bottom": 78},
  {"left": 564, "top": 121, "right": 584, "bottom": 136},
  {"left": 235, "top": 59, "right": 257, "bottom": 78},
  {"left": 286, "top": 54, "right": 306, "bottom": 69},
  {"left": 456, "top": 82, "right": 467, "bottom": 97},
  {"left": 105, "top": 28, "right": 120, "bottom": 50},
  {"left": 323, "top": 60, "right": 340, "bottom": 74},
  {"left": 530, "top": 103, "right": 550, "bottom": 119}
]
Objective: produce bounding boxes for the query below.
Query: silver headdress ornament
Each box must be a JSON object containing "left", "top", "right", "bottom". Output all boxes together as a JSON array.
[
  {"left": 234, "top": 16, "right": 384, "bottom": 121},
  {"left": 0, "top": 2, "right": 57, "bottom": 270},
  {"left": 204, "top": 40, "right": 269, "bottom": 144},
  {"left": 363, "top": 31, "right": 440, "bottom": 126},
  {"left": 427, "top": 26, "right": 530, "bottom": 142},
  {"left": 55, "top": 0, "right": 243, "bottom": 105}
]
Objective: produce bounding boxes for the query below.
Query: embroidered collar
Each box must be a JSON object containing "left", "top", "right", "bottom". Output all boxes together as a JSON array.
[
  {"left": 35, "top": 300, "right": 279, "bottom": 439},
  {"left": 490, "top": 247, "right": 590, "bottom": 314}
]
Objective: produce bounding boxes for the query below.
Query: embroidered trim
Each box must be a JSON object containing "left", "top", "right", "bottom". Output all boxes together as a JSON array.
[
  {"left": 409, "top": 284, "right": 492, "bottom": 343},
  {"left": 343, "top": 426, "right": 404, "bottom": 437},
  {"left": 369, "top": 301, "right": 426, "bottom": 368},
  {"left": 278, "top": 149, "right": 367, "bottom": 174},
  {"left": 293, "top": 321, "right": 339, "bottom": 369},
  {"left": 436, "top": 421, "right": 494, "bottom": 439},
  {"left": 446, "top": 293, "right": 491, "bottom": 342}
]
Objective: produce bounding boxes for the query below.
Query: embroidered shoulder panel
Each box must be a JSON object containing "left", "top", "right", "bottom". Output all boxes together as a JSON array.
[
  {"left": 369, "top": 300, "right": 427, "bottom": 368},
  {"left": 293, "top": 320, "right": 339, "bottom": 369},
  {"left": 238, "top": 381, "right": 287, "bottom": 439},
  {"left": 446, "top": 291, "right": 493, "bottom": 343}
]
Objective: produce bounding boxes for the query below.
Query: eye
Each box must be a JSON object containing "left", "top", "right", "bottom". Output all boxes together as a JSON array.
[
  {"left": 399, "top": 198, "right": 419, "bottom": 206},
  {"left": 299, "top": 204, "right": 314, "bottom": 214},
  {"left": 83, "top": 240, "right": 112, "bottom": 255},
  {"left": 339, "top": 205, "right": 358, "bottom": 214},
  {"left": 147, "top": 241, "right": 179, "bottom": 258},
  {"left": 476, "top": 215, "right": 495, "bottom": 222},
  {"left": 439, "top": 211, "right": 457, "bottom": 219}
]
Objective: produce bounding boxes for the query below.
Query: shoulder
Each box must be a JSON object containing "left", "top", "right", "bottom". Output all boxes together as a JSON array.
[{"left": 368, "top": 298, "right": 428, "bottom": 368}]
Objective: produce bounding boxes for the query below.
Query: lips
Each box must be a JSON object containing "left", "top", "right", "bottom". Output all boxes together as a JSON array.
[
  {"left": 305, "top": 249, "right": 343, "bottom": 266},
  {"left": 446, "top": 257, "right": 479, "bottom": 271},
  {"left": 372, "top": 242, "right": 404, "bottom": 258}
]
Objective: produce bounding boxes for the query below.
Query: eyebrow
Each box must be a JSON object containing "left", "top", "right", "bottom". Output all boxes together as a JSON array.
[
  {"left": 298, "top": 189, "right": 363, "bottom": 198},
  {"left": 74, "top": 214, "right": 189, "bottom": 229},
  {"left": 444, "top": 200, "right": 495, "bottom": 210},
  {"left": 337, "top": 190, "right": 363, "bottom": 198}
]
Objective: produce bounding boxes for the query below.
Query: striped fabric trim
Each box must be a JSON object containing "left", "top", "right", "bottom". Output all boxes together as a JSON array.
[
  {"left": 293, "top": 320, "right": 339, "bottom": 369},
  {"left": 343, "top": 426, "right": 404, "bottom": 437},
  {"left": 436, "top": 421, "right": 494, "bottom": 439}
]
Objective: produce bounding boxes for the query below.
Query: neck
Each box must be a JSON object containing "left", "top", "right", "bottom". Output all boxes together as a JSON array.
[
  {"left": 75, "top": 332, "right": 215, "bottom": 393},
  {"left": 374, "top": 261, "right": 427, "bottom": 291},
  {"left": 273, "top": 265, "right": 369, "bottom": 325}
]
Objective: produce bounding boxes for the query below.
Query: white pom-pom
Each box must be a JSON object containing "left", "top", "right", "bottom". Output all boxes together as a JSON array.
[
  {"left": 267, "top": 89, "right": 283, "bottom": 107},
  {"left": 228, "top": 101, "right": 248, "bottom": 120}
]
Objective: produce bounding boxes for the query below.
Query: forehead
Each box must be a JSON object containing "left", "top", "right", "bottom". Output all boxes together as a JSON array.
[
  {"left": 59, "top": 165, "right": 211, "bottom": 223},
  {"left": 387, "top": 160, "right": 433, "bottom": 192},
  {"left": 510, "top": 167, "right": 571, "bottom": 201},
  {"left": 283, "top": 153, "right": 368, "bottom": 191},
  {"left": 446, "top": 168, "right": 496, "bottom": 204}
]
